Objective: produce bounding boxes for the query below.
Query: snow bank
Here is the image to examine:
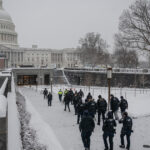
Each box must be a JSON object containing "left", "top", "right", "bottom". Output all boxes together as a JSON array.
[
  {"left": 0, "top": 95, "right": 7, "bottom": 117},
  {"left": 7, "top": 75, "right": 22, "bottom": 150},
  {"left": 22, "top": 93, "right": 64, "bottom": 150},
  {"left": 0, "top": 77, "right": 8, "bottom": 95}
]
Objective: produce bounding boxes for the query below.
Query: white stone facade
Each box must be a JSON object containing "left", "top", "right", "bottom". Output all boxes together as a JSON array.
[{"left": 0, "top": 0, "right": 81, "bottom": 69}]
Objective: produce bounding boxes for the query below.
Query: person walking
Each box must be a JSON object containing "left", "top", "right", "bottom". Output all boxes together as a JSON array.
[
  {"left": 64, "top": 92, "right": 71, "bottom": 112},
  {"left": 110, "top": 94, "right": 120, "bottom": 120},
  {"left": 119, "top": 112, "right": 133, "bottom": 150},
  {"left": 43, "top": 88, "right": 48, "bottom": 99},
  {"left": 47, "top": 92, "right": 52, "bottom": 106},
  {"left": 76, "top": 100, "right": 85, "bottom": 124},
  {"left": 58, "top": 89, "right": 63, "bottom": 102},
  {"left": 120, "top": 96, "right": 128, "bottom": 117},
  {"left": 97, "top": 95, "right": 107, "bottom": 125},
  {"left": 79, "top": 110, "right": 95, "bottom": 150},
  {"left": 102, "top": 111, "right": 116, "bottom": 150}
]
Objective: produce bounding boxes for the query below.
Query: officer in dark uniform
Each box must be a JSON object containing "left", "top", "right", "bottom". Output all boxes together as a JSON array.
[
  {"left": 64, "top": 92, "right": 71, "bottom": 112},
  {"left": 88, "top": 99, "right": 97, "bottom": 119},
  {"left": 43, "top": 88, "right": 48, "bottom": 99},
  {"left": 68, "top": 89, "right": 74, "bottom": 104},
  {"left": 110, "top": 94, "right": 120, "bottom": 120},
  {"left": 97, "top": 95, "right": 107, "bottom": 125},
  {"left": 120, "top": 96, "right": 128, "bottom": 117},
  {"left": 47, "top": 92, "right": 52, "bottom": 106},
  {"left": 79, "top": 110, "right": 95, "bottom": 150},
  {"left": 76, "top": 100, "right": 85, "bottom": 124},
  {"left": 102, "top": 111, "right": 116, "bottom": 150},
  {"left": 73, "top": 93, "right": 80, "bottom": 115},
  {"left": 119, "top": 112, "right": 133, "bottom": 150}
]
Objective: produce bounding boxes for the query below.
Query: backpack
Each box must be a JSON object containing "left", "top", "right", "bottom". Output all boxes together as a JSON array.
[
  {"left": 103, "top": 119, "right": 115, "bottom": 132},
  {"left": 125, "top": 117, "right": 132, "bottom": 130},
  {"left": 112, "top": 97, "right": 119, "bottom": 107},
  {"left": 122, "top": 99, "right": 128, "bottom": 108}
]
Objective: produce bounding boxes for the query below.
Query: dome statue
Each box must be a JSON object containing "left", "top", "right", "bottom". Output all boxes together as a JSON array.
[{"left": 0, "top": 0, "right": 18, "bottom": 47}]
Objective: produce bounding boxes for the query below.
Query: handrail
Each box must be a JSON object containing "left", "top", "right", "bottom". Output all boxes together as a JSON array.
[
  {"left": 0, "top": 77, "right": 8, "bottom": 95},
  {"left": 7, "top": 74, "right": 22, "bottom": 150}
]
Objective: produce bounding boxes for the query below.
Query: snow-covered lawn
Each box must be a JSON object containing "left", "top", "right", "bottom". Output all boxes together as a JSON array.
[{"left": 19, "top": 85, "right": 150, "bottom": 150}]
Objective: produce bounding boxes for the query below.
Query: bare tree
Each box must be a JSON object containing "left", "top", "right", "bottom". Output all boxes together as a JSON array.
[
  {"left": 119, "top": 0, "right": 150, "bottom": 51},
  {"left": 79, "top": 32, "right": 109, "bottom": 67},
  {"left": 113, "top": 33, "right": 139, "bottom": 68}
]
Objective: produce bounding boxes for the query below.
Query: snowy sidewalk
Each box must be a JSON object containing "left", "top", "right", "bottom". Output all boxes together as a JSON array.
[{"left": 19, "top": 87, "right": 150, "bottom": 150}]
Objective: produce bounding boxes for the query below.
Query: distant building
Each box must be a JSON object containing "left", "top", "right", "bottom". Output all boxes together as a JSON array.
[
  {"left": 0, "top": 0, "right": 81, "bottom": 69},
  {"left": 0, "top": 53, "right": 6, "bottom": 69}
]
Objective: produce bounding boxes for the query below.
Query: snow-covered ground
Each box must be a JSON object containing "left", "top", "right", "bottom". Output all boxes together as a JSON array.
[{"left": 19, "top": 85, "right": 150, "bottom": 150}]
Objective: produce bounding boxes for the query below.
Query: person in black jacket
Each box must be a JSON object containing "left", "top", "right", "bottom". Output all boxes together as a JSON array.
[
  {"left": 78, "top": 89, "right": 84, "bottom": 98},
  {"left": 86, "top": 92, "right": 92, "bottom": 101},
  {"left": 43, "top": 88, "right": 48, "bottom": 99},
  {"left": 68, "top": 89, "right": 74, "bottom": 105},
  {"left": 120, "top": 96, "right": 128, "bottom": 117},
  {"left": 76, "top": 100, "right": 85, "bottom": 124},
  {"left": 110, "top": 94, "right": 120, "bottom": 120},
  {"left": 97, "top": 95, "right": 107, "bottom": 125},
  {"left": 64, "top": 92, "right": 71, "bottom": 112},
  {"left": 79, "top": 110, "right": 95, "bottom": 150},
  {"left": 119, "top": 112, "right": 133, "bottom": 150},
  {"left": 73, "top": 93, "right": 80, "bottom": 115},
  {"left": 47, "top": 92, "right": 52, "bottom": 106},
  {"left": 102, "top": 111, "right": 116, "bottom": 150},
  {"left": 88, "top": 99, "right": 97, "bottom": 119}
]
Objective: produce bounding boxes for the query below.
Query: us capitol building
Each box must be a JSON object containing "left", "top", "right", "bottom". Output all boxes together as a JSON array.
[{"left": 0, "top": 0, "right": 81, "bottom": 69}]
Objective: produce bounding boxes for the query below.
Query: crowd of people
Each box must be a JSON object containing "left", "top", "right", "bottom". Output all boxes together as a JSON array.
[{"left": 43, "top": 87, "right": 133, "bottom": 150}]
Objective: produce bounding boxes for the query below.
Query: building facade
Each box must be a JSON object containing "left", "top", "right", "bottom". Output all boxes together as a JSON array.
[{"left": 0, "top": 0, "right": 81, "bottom": 69}]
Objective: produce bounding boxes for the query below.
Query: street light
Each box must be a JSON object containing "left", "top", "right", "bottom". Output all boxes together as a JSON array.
[
  {"left": 107, "top": 67, "right": 112, "bottom": 110},
  {"left": 50, "top": 76, "right": 53, "bottom": 93}
]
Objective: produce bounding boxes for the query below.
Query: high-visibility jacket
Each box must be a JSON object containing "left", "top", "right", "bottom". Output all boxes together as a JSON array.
[
  {"left": 58, "top": 91, "right": 63, "bottom": 95},
  {"left": 64, "top": 90, "right": 68, "bottom": 95}
]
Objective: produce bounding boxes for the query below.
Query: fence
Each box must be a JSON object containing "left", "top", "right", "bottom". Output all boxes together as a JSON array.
[{"left": 7, "top": 75, "right": 22, "bottom": 150}]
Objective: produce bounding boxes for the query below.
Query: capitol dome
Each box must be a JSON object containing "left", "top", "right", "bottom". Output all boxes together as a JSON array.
[{"left": 0, "top": 0, "right": 18, "bottom": 47}]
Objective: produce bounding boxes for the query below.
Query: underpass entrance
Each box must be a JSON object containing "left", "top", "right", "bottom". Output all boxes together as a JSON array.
[{"left": 17, "top": 75, "right": 37, "bottom": 85}]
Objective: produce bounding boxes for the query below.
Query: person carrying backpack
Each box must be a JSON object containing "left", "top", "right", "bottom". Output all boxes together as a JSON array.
[
  {"left": 120, "top": 96, "right": 128, "bottom": 117},
  {"left": 102, "top": 111, "right": 116, "bottom": 150},
  {"left": 79, "top": 110, "right": 95, "bottom": 150},
  {"left": 119, "top": 112, "right": 133, "bottom": 150},
  {"left": 110, "top": 94, "right": 120, "bottom": 120},
  {"left": 97, "top": 95, "right": 107, "bottom": 125}
]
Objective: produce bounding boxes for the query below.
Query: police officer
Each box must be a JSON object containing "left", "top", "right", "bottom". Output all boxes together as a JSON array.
[
  {"left": 73, "top": 93, "right": 80, "bottom": 115},
  {"left": 86, "top": 92, "right": 92, "bottom": 101},
  {"left": 120, "top": 96, "right": 128, "bottom": 117},
  {"left": 79, "top": 110, "right": 95, "bottom": 150},
  {"left": 78, "top": 89, "right": 84, "bottom": 98},
  {"left": 64, "top": 92, "right": 71, "bottom": 112},
  {"left": 119, "top": 112, "right": 133, "bottom": 150},
  {"left": 76, "top": 100, "right": 85, "bottom": 124},
  {"left": 47, "top": 92, "right": 52, "bottom": 106},
  {"left": 58, "top": 89, "right": 63, "bottom": 102},
  {"left": 88, "top": 99, "right": 97, "bottom": 119},
  {"left": 68, "top": 89, "right": 74, "bottom": 104},
  {"left": 102, "top": 111, "right": 116, "bottom": 150},
  {"left": 110, "top": 94, "right": 120, "bottom": 120},
  {"left": 43, "top": 88, "right": 48, "bottom": 99},
  {"left": 97, "top": 95, "right": 107, "bottom": 125}
]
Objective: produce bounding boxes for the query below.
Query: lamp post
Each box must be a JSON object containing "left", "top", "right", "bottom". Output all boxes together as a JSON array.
[
  {"left": 50, "top": 77, "right": 53, "bottom": 93},
  {"left": 107, "top": 67, "right": 112, "bottom": 111}
]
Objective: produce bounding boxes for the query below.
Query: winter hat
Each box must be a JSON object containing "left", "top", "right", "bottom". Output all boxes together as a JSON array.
[{"left": 98, "top": 95, "right": 102, "bottom": 98}]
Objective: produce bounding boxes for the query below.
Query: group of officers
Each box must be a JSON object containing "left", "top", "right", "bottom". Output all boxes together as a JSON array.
[{"left": 58, "top": 88, "right": 133, "bottom": 150}]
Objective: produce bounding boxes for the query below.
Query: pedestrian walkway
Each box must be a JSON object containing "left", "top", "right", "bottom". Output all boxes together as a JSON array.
[{"left": 19, "top": 87, "right": 148, "bottom": 150}]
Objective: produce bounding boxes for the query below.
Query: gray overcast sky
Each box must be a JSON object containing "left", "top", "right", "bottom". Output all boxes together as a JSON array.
[{"left": 4, "top": 0, "right": 135, "bottom": 51}]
